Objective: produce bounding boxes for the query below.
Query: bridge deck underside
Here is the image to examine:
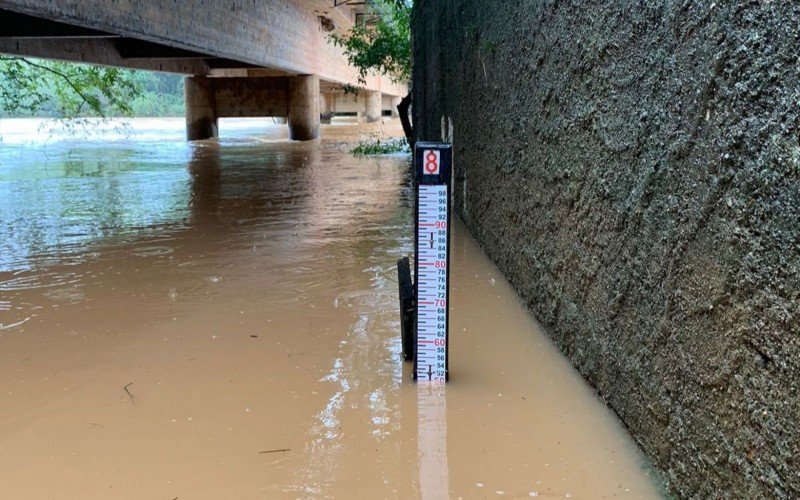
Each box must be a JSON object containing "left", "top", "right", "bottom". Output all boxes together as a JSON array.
[{"left": 0, "top": 1, "right": 406, "bottom": 97}]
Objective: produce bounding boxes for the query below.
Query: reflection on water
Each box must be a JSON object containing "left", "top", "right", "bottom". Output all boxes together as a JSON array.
[
  {"left": 0, "top": 118, "right": 663, "bottom": 499},
  {"left": 418, "top": 384, "right": 449, "bottom": 500}
]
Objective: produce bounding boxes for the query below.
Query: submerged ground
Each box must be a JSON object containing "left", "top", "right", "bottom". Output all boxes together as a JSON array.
[{"left": 0, "top": 118, "right": 662, "bottom": 498}]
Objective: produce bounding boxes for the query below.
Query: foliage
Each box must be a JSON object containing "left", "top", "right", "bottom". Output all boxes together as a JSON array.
[
  {"left": 0, "top": 57, "right": 142, "bottom": 119},
  {"left": 0, "top": 57, "right": 185, "bottom": 120},
  {"left": 329, "top": 0, "right": 412, "bottom": 85},
  {"left": 341, "top": 83, "right": 364, "bottom": 97},
  {"left": 463, "top": 24, "right": 478, "bottom": 41},
  {"left": 351, "top": 135, "right": 409, "bottom": 156},
  {"left": 479, "top": 38, "right": 499, "bottom": 54}
]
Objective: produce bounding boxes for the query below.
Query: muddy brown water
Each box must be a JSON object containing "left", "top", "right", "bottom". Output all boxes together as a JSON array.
[{"left": 0, "top": 118, "right": 664, "bottom": 499}]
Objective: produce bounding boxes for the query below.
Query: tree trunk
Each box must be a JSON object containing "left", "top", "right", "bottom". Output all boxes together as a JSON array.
[{"left": 397, "top": 91, "right": 415, "bottom": 150}]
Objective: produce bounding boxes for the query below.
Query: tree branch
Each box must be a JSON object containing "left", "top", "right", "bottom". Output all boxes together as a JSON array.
[{"left": 11, "top": 57, "right": 105, "bottom": 118}]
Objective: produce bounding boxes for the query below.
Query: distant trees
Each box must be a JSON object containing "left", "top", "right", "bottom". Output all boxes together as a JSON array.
[{"left": 128, "top": 71, "right": 185, "bottom": 117}]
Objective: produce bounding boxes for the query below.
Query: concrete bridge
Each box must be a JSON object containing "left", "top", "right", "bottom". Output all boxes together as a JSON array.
[{"left": 0, "top": 0, "right": 407, "bottom": 140}]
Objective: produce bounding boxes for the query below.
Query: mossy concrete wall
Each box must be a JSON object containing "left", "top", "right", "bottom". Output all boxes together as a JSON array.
[{"left": 412, "top": 1, "right": 799, "bottom": 497}]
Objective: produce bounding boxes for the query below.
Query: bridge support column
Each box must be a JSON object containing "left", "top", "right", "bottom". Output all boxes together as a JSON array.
[
  {"left": 390, "top": 96, "right": 401, "bottom": 118},
  {"left": 365, "top": 90, "right": 382, "bottom": 123},
  {"left": 320, "top": 93, "right": 334, "bottom": 124},
  {"left": 185, "top": 77, "right": 218, "bottom": 141},
  {"left": 288, "top": 75, "right": 320, "bottom": 141}
]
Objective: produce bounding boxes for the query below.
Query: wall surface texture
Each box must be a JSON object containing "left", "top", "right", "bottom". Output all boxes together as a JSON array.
[{"left": 412, "top": 1, "right": 799, "bottom": 497}]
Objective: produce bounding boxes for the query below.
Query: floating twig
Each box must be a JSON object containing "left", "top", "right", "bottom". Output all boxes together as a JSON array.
[
  {"left": 0, "top": 317, "right": 30, "bottom": 330},
  {"left": 123, "top": 382, "right": 136, "bottom": 403},
  {"left": 258, "top": 448, "right": 290, "bottom": 454}
]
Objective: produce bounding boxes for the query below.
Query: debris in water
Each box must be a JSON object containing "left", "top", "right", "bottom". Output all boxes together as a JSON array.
[
  {"left": 0, "top": 317, "right": 31, "bottom": 330},
  {"left": 123, "top": 382, "right": 136, "bottom": 403},
  {"left": 258, "top": 448, "right": 291, "bottom": 454}
]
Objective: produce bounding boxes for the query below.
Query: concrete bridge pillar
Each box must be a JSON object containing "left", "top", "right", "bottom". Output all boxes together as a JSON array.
[
  {"left": 390, "top": 96, "right": 401, "bottom": 118},
  {"left": 288, "top": 75, "right": 320, "bottom": 141},
  {"left": 365, "top": 90, "right": 382, "bottom": 123},
  {"left": 185, "top": 77, "right": 218, "bottom": 141},
  {"left": 320, "top": 93, "right": 334, "bottom": 124}
]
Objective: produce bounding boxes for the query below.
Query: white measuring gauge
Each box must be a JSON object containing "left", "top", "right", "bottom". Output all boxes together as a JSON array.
[{"left": 414, "top": 144, "right": 452, "bottom": 382}]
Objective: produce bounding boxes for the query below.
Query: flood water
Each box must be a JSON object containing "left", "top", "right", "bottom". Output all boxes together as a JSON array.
[{"left": 0, "top": 118, "right": 664, "bottom": 499}]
